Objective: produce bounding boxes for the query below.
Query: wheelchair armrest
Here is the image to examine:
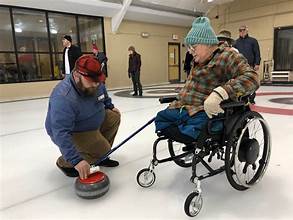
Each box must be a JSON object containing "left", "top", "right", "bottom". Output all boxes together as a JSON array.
[
  {"left": 159, "top": 96, "right": 178, "bottom": 104},
  {"left": 220, "top": 92, "right": 256, "bottom": 109},
  {"left": 207, "top": 117, "right": 224, "bottom": 134},
  {"left": 238, "top": 92, "right": 256, "bottom": 104},
  {"left": 220, "top": 99, "right": 246, "bottom": 109}
]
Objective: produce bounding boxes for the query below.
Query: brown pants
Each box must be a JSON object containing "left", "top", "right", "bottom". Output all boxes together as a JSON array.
[{"left": 58, "top": 109, "right": 121, "bottom": 168}]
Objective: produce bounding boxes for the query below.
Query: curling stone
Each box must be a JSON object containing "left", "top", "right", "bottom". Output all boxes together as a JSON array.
[{"left": 75, "top": 171, "right": 110, "bottom": 199}]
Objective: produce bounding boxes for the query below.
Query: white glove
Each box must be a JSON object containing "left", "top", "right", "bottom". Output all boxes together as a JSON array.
[
  {"left": 204, "top": 86, "right": 229, "bottom": 118},
  {"left": 90, "top": 165, "right": 100, "bottom": 174}
]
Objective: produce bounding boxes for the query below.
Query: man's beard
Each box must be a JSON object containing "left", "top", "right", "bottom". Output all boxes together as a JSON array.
[
  {"left": 84, "top": 87, "right": 97, "bottom": 96},
  {"left": 76, "top": 79, "right": 97, "bottom": 96}
]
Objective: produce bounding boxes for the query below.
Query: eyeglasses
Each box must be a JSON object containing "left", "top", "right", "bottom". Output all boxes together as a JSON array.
[
  {"left": 239, "top": 29, "right": 246, "bottom": 32},
  {"left": 187, "top": 44, "right": 199, "bottom": 53}
]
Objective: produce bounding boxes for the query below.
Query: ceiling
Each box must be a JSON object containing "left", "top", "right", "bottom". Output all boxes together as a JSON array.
[{"left": 0, "top": 0, "right": 234, "bottom": 29}]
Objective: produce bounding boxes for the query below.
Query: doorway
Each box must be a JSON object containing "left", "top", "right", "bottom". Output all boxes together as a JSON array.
[{"left": 168, "top": 43, "right": 181, "bottom": 82}]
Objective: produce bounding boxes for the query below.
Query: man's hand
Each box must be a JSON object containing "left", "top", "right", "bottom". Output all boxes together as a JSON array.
[
  {"left": 74, "top": 160, "right": 90, "bottom": 179},
  {"left": 204, "top": 86, "right": 229, "bottom": 118},
  {"left": 128, "top": 72, "right": 131, "bottom": 78},
  {"left": 254, "top": 65, "right": 260, "bottom": 71}
]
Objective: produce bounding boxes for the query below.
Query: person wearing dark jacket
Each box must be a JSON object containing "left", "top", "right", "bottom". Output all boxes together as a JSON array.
[
  {"left": 45, "top": 55, "right": 121, "bottom": 180},
  {"left": 62, "top": 35, "right": 82, "bottom": 78},
  {"left": 183, "top": 51, "right": 194, "bottom": 78},
  {"left": 128, "top": 46, "right": 142, "bottom": 96},
  {"left": 234, "top": 25, "right": 261, "bottom": 71},
  {"left": 92, "top": 44, "right": 108, "bottom": 77}
]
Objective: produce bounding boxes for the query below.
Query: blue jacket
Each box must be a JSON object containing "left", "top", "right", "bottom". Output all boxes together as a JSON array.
[
  {"left": 45, "top": 76, "right": 114, "bottom": 166},
  {"left": 234, "top": 35, "right": 261, "bottom": 67}
]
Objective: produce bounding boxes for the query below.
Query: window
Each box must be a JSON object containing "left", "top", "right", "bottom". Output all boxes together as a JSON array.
[
  {"left": 52, "top": 53, "right": 64, "bottom": 79},
  {"left": 78, "top": 16, "right": 104, "bottom": 52},
  {"left": 12, "top": 9, "right": 49, "bottom": 52},
  {"left": 0, "top": 53, "right": 18, "bottom": 83},
  {"left": 0, "top": 5, "right": 105, "bottom": 84},
  {"left": 18, "top": 53, "right": 52, "bottom": 81},
  {"left": 48, "top": 13, "right": 78, "bottom": 78},
  {"left": 0, "top": 8, "right": 17, "bottom": 83},
  {"left": 48, "top": 13, "right": 78, "bottom": 53},
  {"left": 0, "top": 8, "right": 14, "bottom": 51},
  {"left": 274, "top": 26, "right": 293, "bottom": 71},
  {"left": 12, "top": 9, "right": 51, "bottom": 81}
]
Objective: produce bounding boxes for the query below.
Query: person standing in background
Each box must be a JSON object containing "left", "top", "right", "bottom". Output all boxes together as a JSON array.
[
  {"left": 18, "top": 46, "right": 35, "bottom": 81},
  {"left": 128, "top": 46, "right": 142, "bottom": 96},
  {"left": 217, "top": 30, "right": 239, "bottom": 53},
  {"left": 92, "top": 44, "right": 108, "bottom": 77},
  {"left": 234, "top": 25, "right": 261, "bottom": 71},
  {"left": 183, "top": 51, "right": 194, "bottom": 79},
  {"left": 62, "top": 35, "right": 82, "bottom": 78}
]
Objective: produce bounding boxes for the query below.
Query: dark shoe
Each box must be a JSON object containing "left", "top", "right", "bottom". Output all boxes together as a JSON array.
[
  {"left": 98, "top": 158, "right": 119, "bottom": 167},
  {"left": 139, "top": 93, "right": 143, "bottom": 96},
  {"left": 56, "top": 161, "right": 79, "bottom": 177},
  {"left": 132, "top": 93, "right": 138, "bottom": 96}
]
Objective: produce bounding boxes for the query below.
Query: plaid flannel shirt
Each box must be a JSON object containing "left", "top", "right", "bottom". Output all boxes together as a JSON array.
[{"left": 170, "top": 43, "right": 260, "bottom": 116}]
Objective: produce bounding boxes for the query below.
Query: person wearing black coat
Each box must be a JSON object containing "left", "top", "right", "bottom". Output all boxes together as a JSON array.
[
  {"left": 234, "top": 25, "right": 261, "bottom": 71},
  {"left": 128, "top": 46, "right": 142, "bottom": 96},
  {"left": 92, "top": 44, "right": 108, "bottom": 77},
  {"left": 62, "top": 35, "right": 82, "bottom": 78},
  {"left": 183, "top": 51, "right": 194, "bottom": 78}
]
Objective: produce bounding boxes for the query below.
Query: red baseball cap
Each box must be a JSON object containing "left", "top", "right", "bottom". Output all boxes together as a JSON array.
[{"left": 75, "top": 55, "right": 105, "bottom": 82}]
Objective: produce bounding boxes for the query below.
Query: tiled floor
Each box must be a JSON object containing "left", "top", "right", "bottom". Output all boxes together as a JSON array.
[{"left": 1, "top": 85, "right": 293, "bottom": 220}]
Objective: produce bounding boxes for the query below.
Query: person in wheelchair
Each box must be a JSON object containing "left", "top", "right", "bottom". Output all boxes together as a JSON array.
[
  {"left": 137, "top": 17, "right": 271, "bottom": 217},
  {"left": 155, "top": 17, "right": 259, "bottom": 142}
]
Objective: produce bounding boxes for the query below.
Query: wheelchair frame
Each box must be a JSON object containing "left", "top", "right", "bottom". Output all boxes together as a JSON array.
[{"left": 136, "top": 97, "right": 271, "bottom": 217}]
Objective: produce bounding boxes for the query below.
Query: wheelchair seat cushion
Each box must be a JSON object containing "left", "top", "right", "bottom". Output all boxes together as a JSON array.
[{"left": 158, "top": 126, "right": 196, "bottom": 144}]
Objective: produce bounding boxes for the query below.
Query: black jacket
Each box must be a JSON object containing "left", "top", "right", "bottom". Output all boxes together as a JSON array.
[
  {"left": 62, "top": 45, "right": 82, "bottom": 74},
  {"left": 184, "top": 52, "right": 194, "bottom": 71},
  {"left": 95, "top": 52, "right": 108, "bottom": 76},
  {"left": 128, "top": 52, "right": 141, "bottom": 73},
  {"left": 234, "top": 35, "right": 261, "bottom": 67}
]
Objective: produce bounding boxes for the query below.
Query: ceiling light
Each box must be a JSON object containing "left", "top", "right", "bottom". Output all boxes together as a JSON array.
[
  {"left": 51, "top": 29, "right": 58, "bottom": 34},
  {"left": 208, "top": 0, "right": 214, "bottom": 2},
  {"left": 15, "top": 27, "right": 22, "bottom": 33},
  {"left": 39, "top": 19, "right": 44, "bottom": 23}
]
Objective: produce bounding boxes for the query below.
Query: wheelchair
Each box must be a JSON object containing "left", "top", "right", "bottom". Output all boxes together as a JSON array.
[{"left": 136, "top": 95, "right": 271, "bottom": 217}]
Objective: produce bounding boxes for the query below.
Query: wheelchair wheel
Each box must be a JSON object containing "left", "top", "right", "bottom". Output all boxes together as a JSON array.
[
  {"left": 136, "top": 168, "right": 156, "bottom": 188},
  {"left": 184, "top": 192, "right": 203, "bottom": 217},
  {"left": 225, "top": 111, "right": 271, "bottom": 190},
  {"left": 168, "top": 141, "right": 194, "bottom": 168}
]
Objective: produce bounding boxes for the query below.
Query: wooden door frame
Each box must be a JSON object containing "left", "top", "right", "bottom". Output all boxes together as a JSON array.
[{"left": 168, "top": 42, "right": 181, "bottom": 83}]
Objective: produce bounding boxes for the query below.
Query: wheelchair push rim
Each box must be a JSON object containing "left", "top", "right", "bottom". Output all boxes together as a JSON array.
[{"left": 225, "top": 111, "right": 271, "bottom": 189}]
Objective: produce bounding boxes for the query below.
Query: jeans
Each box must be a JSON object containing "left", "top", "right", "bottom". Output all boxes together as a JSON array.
[
  {"left": 131, "top": 71, "right": 142, "bottom": 95},
  {"left": 57, "top": 109, "right": 120, "bottom": 167},
  {"left": 155, "top": 108, "right": 209, "bottom": 140}
]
